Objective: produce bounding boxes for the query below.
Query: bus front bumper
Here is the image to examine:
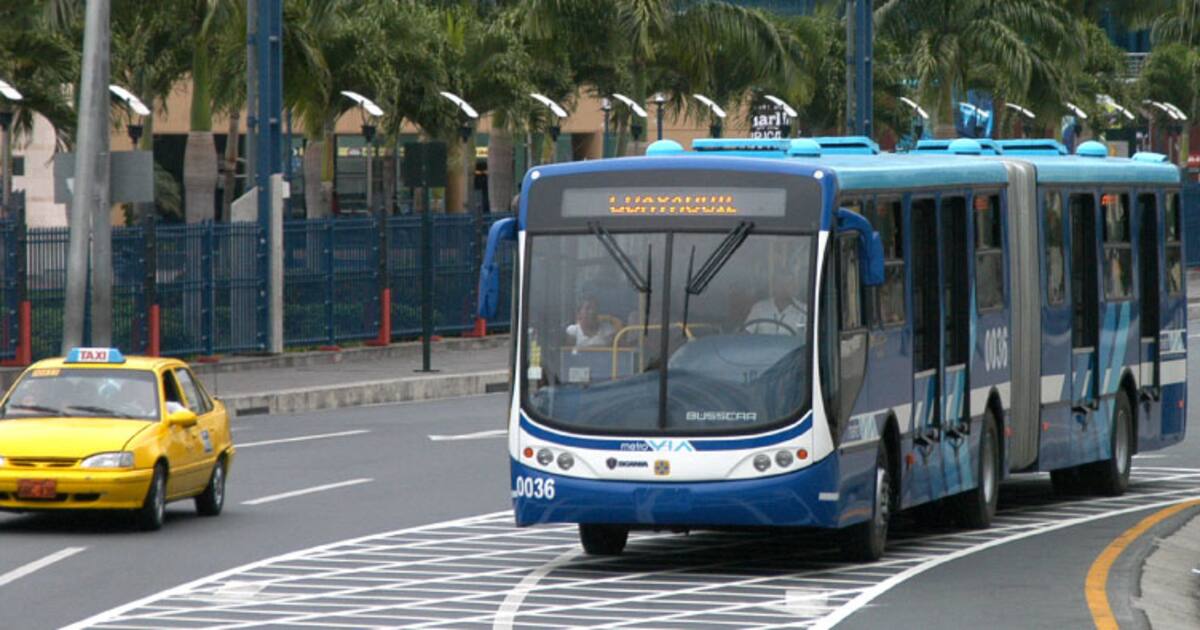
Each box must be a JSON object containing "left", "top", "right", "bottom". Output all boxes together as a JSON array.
[{"left": 511, "top": 455, "right": 841, "bottom": 529}]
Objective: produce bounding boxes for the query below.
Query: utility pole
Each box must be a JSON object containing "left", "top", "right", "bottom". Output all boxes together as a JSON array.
[
  {"left": 63, "top": 0, "right": 112, "bottom": 351},
  {"left": 845, "top": 0, "right": 873, "bottom": 138},
  {"left": 245, "top": 0, "right": 257, "bottom": 192}
]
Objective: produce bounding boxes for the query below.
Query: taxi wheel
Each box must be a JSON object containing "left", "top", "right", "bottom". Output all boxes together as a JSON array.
[
  {"left": 135, "top": 464, "right": 167, "bottom": 531},
  {"left": 195, "top": 457, "right": 226, "bottom": 517}
]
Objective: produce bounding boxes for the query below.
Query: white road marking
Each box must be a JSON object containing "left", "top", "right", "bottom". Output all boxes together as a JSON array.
[
  {"left": 236, "top": 429, "right": 369, "bottom": 448},
  {"left": 492, "top": 547, "right": 579, "bottom": 630},
  {"left": 1188, "top": 333, "right": 1200, "bottom": 339},
  {"left": 0, "top": 547, "right": 86, "bottom": 587},
  {"left": 429, "top": 429, "right": 507, "bottom": 441},
  {"left": 1134, "top": 454, "right": 1167, "bottom": 459},
  {"left": 241, "top": 478, "right": 373, "bottom": 506}
]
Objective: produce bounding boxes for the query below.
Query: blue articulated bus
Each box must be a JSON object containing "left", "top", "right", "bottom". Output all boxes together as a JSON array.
[{"left": 477, "top": 136, "right": 1187, "bottom": 560}]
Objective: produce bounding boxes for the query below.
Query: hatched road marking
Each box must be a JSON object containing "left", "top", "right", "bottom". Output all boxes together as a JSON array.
[{"left": 69, "top": 468, "right": 1200, "bottom": 629}]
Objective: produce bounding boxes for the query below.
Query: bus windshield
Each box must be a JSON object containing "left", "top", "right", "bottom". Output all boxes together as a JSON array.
[{"left": 524, "top": 230, "right": 813, "bottom": 435}]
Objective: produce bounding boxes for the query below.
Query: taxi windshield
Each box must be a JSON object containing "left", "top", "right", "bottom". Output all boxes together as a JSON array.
[{"left": 0, "top": 368, "right": 160, "bottom": 421}]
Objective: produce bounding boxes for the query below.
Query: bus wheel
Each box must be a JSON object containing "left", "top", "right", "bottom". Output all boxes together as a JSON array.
[
  {"left": 579, "top": 524, "right": 628, "bottom": 556},
  {"left": 1090, "top": 392, "right": 1133, "bottom": 496},
  {"left": 840, "top": 442, "right": 891, "bottom": 562},
  {"left": 955, "top": 413, "right": 999, "bottom": 529}
]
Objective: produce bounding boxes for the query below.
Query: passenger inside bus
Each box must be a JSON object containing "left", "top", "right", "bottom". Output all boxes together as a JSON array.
[
  {"left": 743, "top": 259, "right": 807, "bottom": 335},
  {"left": 565, "top": 295, "right": 618, "bottom": 348}
]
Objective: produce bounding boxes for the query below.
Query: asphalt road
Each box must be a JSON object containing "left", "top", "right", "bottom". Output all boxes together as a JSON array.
[
  {"left": 2, "top": 336, "right": 1198, "bottom": 629},
  {"left": 0, "top": 394, "right": 514, "bottom": 630}
]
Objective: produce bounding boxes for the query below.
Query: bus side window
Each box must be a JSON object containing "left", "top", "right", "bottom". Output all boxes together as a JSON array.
[
  {"left": 876, "top": 198, "right": 905, "bottom": 326},
  {"left": 838, "top": 235, "right": 866, "bottom": 330},
  {"left": 1070, "top": 193, "right": 1099, "bottom": 349},
  {"left": 1166, "top": 192, "right": 1183, "bottom": 296},
  {"left": 975, "top": 194, "right": 1004, "bottom": 311},
  {"left": 1043, "top": 192, "right": 1067, "bottom": 306},
  {"left": 818, "top": 253, "right": 839, "bottom": 433},
  {"left": 1102, "top": 192, "right": 1133, "bottom": 300}
]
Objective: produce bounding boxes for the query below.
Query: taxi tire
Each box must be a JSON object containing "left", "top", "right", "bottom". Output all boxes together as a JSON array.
[
  {"left": 135, "top": 464, "right": 167, "bottom": 531},
  {"left": 195, "top": 456, "right": 226, "bottom": 517}
]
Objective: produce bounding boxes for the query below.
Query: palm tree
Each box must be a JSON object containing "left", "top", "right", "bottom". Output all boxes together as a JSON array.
[
  {"left": 876, "top": 0, "right": 1082, "bottom": 136},
  {"left": 0, "top": 2, "right": 77, "bottom": 210},
  {"left": 1147, "top": 0, "right": 1199, "bottom": 162}
]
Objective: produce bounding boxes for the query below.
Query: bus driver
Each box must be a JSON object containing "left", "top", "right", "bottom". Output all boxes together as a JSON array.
[{"left": 743, "top": 260, "right": 807, "bottom": 336}]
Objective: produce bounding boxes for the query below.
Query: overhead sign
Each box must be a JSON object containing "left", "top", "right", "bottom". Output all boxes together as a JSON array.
[{"left": 53, "top": 151, "right": 154, "bottom": 204}]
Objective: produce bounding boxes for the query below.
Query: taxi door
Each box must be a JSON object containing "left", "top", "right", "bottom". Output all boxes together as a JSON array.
[
  {"left": 174, "top": 367, "right": 221, "bottom": 494},
  {"left": 160, "top": 369, "right": 205, "bottom": 496}
]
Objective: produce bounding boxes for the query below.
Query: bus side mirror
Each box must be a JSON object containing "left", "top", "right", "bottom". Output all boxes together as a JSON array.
[
  {"left": 835, "top": 208, "right": 885, "bottom": 286},
  {"left": 478, "top": 217, "right": 517, "bottom": 319}
]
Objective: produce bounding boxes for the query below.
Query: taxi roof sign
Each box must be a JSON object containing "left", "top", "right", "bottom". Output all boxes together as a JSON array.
[{"left": 65, "top": 347, "right": 126, "bottom": 364}]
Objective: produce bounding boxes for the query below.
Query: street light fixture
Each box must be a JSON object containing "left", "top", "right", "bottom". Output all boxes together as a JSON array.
[
  {"left": 529, "top": 93, "right": 567, "bottom": 149},
  {"left": 899, "top": 97, "right": 930, "bottom": 140},
  {"left": 1004, "top": 102, "right": 1037, "bottom": 137},
  {"left": 110, "top": 84, "right": 150, "bottom": 146},
  {"left": 0, "top": 78, "right": 22, "bottom": 211},
  {"left": 653, "top": 93, "right": 666, "bottom": 141},
  {"left": 693, "top": 94, "right": 726, "bottom": 138},
  {"left": 341, "top": 91, "right": 384, "bottom": 214},
  {"left": 612, "top": 93, "right": 648, "bottom": 142},
  {"left": 763, "top": 94, "right": 797, "bottom": 138},
  {"left": 439, "top": 91, "right": 479, "bottom": 211},
  {"left": 1096, "top": 95, "right": 1134, "bottom": 124}
]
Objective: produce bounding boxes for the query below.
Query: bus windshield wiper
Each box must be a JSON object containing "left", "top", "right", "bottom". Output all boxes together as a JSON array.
[
  {"left": 589, "top": 223, "right": 655, "bottom": 336},
  {"left": 680, "top": 222, "right": 752, "bottom": 335}
]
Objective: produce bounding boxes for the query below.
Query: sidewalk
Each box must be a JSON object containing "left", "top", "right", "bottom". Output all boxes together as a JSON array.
[{"left": 195, "top": 335, "right": 512, "bottom": 416}]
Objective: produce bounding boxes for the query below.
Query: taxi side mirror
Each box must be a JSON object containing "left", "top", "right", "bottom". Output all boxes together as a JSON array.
[{"left": 167, "top": 408, "right": 198, "bottom": 427}]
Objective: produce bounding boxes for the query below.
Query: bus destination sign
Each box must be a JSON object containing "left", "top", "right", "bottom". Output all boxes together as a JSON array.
[{"left": 561, "top": 187, "right": 786, "bottom": 218}]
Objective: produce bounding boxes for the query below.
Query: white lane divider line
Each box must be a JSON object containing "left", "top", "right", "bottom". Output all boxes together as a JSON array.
[
  {"left": 0, "top": 547, "right": 86, "bottom": 587},
  {"left": 492, "top": 547, "right": 579, "bottom": 630},
  {"left": 237, "top": 430, "right": 370, "bottom": 448},
  {"left": 242, "top": 478, "right": 373, "bottom": 506},
  {"left": 429, "top": 429, "right": 507, "bottom": 442}
]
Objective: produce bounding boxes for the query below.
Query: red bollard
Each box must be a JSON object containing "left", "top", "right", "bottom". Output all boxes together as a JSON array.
[
  {"left": 1, "top": 300, "right": 32, "bottom": 366},
  {"left": 367, "top": 288, "right": 392, "bottom": 346},
  {"left": 148, "top": 304, "right": 161, "bottom": 357},
  {"left": 463, "top": 316, "right": 487, "bottom": 338}
]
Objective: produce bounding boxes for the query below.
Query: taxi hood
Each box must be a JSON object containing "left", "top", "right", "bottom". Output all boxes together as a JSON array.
[{"left": 0, "top": 418, "right": 153, "bottom": 459}]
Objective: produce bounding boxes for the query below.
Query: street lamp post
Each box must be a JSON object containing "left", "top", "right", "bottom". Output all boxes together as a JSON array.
[
  {"left": 438, "top": 91, "right": 479, "bottom": 213},
  {"left": 899, "top": 97, "right": 930, "bottom": 147},
  {"left": 601, "top": 97, "right": 612, "bottom": 158},
  {"left": 341, "top": 91, "right": 384, "bottom": 214},
  {"left": 693, "top": 94, "right": 726, "bottom": 138},
  {"left": 764, "top": 94, "right": 798, "bottom": 138},
  {"left": 653, "top": 93, "right": 666, "bottom": 141},
  {"left": 1004, "top": 102, "right": 1036, "bottom": 138},
  {"left": 0, "top": 78, "right": 24, "bottom": 211}
]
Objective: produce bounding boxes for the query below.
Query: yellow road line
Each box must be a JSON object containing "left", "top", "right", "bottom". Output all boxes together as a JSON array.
[{"left": 1086, "top": 498, "right": 1200, "bottom": 629}]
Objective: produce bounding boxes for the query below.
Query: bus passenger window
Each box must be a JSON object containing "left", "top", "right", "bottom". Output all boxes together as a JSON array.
[
  {"left": 1102, "top": 193, "right": 1133, "bottom": 300},
  {"left": 877, "top": 198, "right": 905, "bottom": 326},
  {"left": 1043, "top": 193, "right": 1067, "bottom": 306},
  {"left": 974, "top": 194, "right": 1004, "bottom": 311},
  {"left": 911, "top": 198, "right": 939, "bottom": 371},
  {"left": 1166, "top": 193, "right": 1183, "bottom": 296}
]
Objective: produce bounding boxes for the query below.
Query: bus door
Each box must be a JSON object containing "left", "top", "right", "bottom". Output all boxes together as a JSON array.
[
  {"left": 1039, "top": 192, "right": 1073, "bottom": 469},
  {"left": 908, "top": 197, "right": 946, "bottom": 503},
  {"left": 1136, "top": 193, "right": 1163, "bottom": 438},
  {"left": 939, "top": 195, "right": 971, "bottom": 495},
  {"left": 1068, "top": 192, "right": 1101, "bottom": 463},
  {"left": 1158, "top": 191, "right": 1186, "bottom": 441},
  {"left": 1099, "top": 192, "right": 1134, "bottom": 460}
]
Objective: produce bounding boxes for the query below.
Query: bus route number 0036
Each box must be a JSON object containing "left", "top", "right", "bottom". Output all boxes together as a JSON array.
[{"left": 515, "top": 476, "right": 556, "bottom": 500}]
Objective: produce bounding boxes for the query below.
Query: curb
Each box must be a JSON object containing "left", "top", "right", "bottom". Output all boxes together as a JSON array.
[{"left": 223, "top": 369, "right": 510, "bottom": 417}]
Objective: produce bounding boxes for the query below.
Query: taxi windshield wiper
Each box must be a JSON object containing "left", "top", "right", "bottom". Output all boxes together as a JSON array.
[
  {"left": 65, "top": 405, "right": 134, "bottom": 419},
  {"left": 4, "top": 403, "right": 63, "bottom": 416},
  {"left": 681, "top": 221, "right": 753, "bottom": 334}
]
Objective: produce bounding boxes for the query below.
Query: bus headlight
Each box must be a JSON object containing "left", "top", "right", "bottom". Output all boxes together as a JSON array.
[
  {"left": 775, "top": 450, "right": 794, "bottom": 468},
  {"left": 557, "top": 452, "right": 574, "bottom": 470},
  {"left": 753, "top": 454, "right": 772, "bottom": 472},
  {"left": 536, "top": 448, "right": 554, "bottom": 466}
]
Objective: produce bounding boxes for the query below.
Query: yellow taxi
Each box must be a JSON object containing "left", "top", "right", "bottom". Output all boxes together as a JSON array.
[{"left": 0, "top": 348, "right": 234, "bottom": 530}]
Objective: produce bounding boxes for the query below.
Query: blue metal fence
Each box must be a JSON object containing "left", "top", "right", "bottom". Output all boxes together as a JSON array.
[
  {"left": 7, "top": 210, "right": 512, "bottom": 362},
  {"left": 1185, "top": 183, "right": 1200, "bottom": 268}
]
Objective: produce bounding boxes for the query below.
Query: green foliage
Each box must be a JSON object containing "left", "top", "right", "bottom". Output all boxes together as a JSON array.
[{"left": 0, "top": 2, "right": 78, "bottom": 147}]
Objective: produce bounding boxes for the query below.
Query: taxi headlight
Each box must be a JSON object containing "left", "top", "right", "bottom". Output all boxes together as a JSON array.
[
  {"left": 81, "top": 452, "right": 134, "bottom": 468},
  {"left": 0, "top": 455, "right": 5, "bottom": 467}
]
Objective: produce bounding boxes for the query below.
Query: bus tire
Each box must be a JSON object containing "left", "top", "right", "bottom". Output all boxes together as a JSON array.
[
  {"left": 579, "top": 524, "right": 628, "bottom": 556},
  {"left": 1090, "top": 392, "right": 1133, "bottom": 496},
  {"left": 954, "top": 413, "right": 999, "bottom": 529},
  {"left": 839, "top": 441, "right": 891, "bottom": 562}
]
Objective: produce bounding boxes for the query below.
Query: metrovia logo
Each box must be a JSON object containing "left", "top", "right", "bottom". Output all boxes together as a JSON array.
[{"left": 619, "top": 439, "right": 696, "bottom": 453}]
